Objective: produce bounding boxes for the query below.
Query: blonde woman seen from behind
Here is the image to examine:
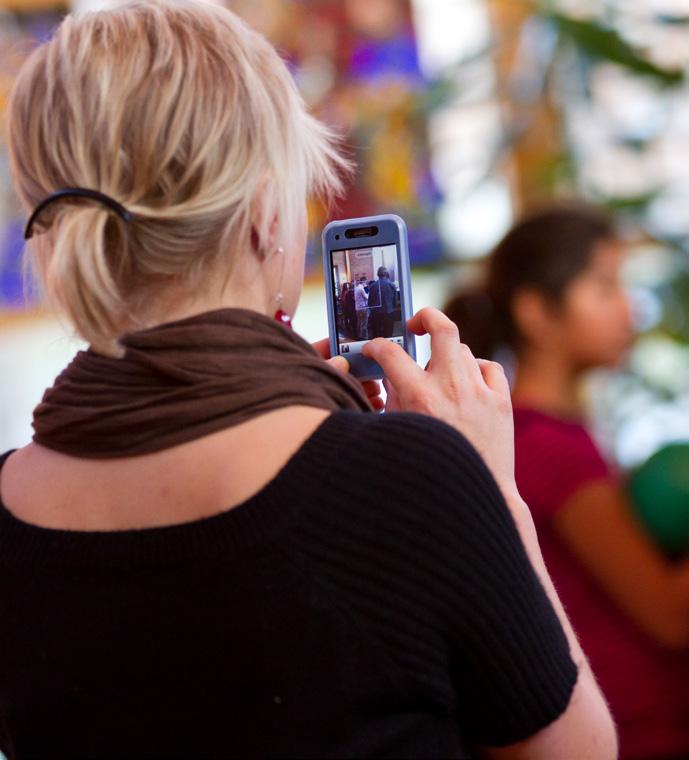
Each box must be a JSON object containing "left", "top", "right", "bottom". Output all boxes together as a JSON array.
[{"left": 0, "top": 2, "right": 615, "bottom": 757}]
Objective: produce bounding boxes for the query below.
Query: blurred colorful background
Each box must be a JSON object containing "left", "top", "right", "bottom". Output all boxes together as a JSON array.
[{"left": 1, "top": 0, "right": 688, "bottom": 466}]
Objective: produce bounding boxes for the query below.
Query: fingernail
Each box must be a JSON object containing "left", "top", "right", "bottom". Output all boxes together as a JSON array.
[{"left": 329, "top": 356, "right": 349, "bottom": 372}]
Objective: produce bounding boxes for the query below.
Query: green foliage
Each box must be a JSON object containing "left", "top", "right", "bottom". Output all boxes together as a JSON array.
[
  {"left": 548, "top": 13, "right": 684, "bottom": 86},
  {"left": 598, "top": 190, "right": 663, "bottom": 214},
  {"left": 658, "top": 268, "right": 689, "bottom": 344}
]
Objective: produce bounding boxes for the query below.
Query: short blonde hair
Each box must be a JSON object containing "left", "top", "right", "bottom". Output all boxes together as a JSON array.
[{"left": 7, "top": 0, "right": 349, "bottom": 355}]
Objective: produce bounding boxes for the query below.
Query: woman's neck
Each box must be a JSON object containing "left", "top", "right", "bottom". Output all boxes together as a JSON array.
[
  {"left": 511, "top": 349, "right": 582, "bottom": 420},
  {"left": 136, "top": 278, "right": 273, "bottom": 331}
]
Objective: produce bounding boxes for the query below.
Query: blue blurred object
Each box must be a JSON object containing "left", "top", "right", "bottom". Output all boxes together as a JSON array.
[
  {"left": 0, "top": 218, "right": 27, "bottom": 309},
  {"left": 348, "top": 30, "right": 423, "bottom": 85}
]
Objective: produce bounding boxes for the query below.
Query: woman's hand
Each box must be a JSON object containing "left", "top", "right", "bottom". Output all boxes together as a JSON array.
[
  {"left": 312, "top": 338, "right": 385, "bottom": 412},
  {"left": 361, "top": 307, "right": 518, "bottom": 499}
]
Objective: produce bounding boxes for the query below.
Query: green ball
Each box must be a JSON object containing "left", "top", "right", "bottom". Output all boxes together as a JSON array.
[{"left": 628, "top": 443, "right": 689, "bottom": 554}]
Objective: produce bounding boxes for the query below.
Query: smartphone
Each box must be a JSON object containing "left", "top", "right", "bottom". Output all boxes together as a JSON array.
[{"left": 322, "top": 214, "right": 416, "bottom": 380}]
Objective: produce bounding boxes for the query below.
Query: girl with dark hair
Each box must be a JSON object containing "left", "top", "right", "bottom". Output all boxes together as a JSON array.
[{"left": 444, "top": 203, "right": 689, "bottom": 760}]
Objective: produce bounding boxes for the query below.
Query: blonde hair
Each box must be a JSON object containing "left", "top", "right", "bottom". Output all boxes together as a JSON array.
[{"left": 6, "top": 0, "right": 350, "bottom": 356}]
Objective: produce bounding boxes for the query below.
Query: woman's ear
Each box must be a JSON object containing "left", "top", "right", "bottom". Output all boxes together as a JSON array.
[
  {"left": 512, "top": 288, "right": 562, "bottom": 349},
  {"left": 249, "top": 215, "right": 280, "bottom": 257},
  {"left": 249, "top": 180, "right": 280, "bottom": 258}
]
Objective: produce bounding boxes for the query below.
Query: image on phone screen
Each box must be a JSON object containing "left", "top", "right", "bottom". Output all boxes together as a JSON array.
[{"left": 330, "top": 244, "right": 406, "bottom": 357}]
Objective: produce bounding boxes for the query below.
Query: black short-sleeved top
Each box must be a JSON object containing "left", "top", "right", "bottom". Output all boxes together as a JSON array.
[{"left": 0, "top": 411, "right": 577, "bottom": 759}]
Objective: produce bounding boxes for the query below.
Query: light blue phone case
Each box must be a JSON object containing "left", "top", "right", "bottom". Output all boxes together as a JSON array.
[{"left": 322, "top": 214, "right": 416, "bottom": 381}]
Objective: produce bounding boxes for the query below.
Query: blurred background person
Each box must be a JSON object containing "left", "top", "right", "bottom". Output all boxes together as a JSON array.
[{"left": 444, "top": 203, "right": 689, "bottom": 760}]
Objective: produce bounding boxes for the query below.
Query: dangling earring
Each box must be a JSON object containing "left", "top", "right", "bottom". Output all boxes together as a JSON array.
[{"left": 272, "top": 246, "right": 293, "bottom": 328}]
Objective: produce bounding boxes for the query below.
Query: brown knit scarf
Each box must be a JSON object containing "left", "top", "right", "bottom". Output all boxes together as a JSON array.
[{"left": 32, "top": 307, "right": 373, "bottom": 458}]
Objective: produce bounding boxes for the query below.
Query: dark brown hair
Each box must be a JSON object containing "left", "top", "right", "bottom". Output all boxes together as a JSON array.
[{"left": 443, "top": 203, "right": 617, "bottom": 359}]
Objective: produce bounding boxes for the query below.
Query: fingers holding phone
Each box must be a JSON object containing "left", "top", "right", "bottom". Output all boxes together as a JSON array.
[
  {"left": 312, "top": 336, "right": 385, "bottom": 411},
  {"left": 322, "top": 217, "right": 516, "bottom": 495},
  {"left": 364, "top": 307, "right": 517, "bottom": 499}
]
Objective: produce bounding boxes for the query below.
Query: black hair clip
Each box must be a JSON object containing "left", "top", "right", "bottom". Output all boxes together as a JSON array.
[{"left": 24, "top": 187, "right": 134, "bottom": 240}]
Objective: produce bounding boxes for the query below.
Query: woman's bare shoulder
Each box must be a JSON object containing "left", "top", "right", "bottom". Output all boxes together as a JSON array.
[{"left": 0, "top": 406, "right": 331, "bottom": 532}]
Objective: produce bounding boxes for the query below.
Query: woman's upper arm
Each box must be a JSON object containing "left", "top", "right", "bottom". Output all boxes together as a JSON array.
[
  {"left": 422, "top": 428, "right": 593, "bottom": 749},
  {"left": 430, "top": 424, "right": 617, "bottom": 755},
  {"left": 480, "top": 665, "right": 617, "bottom": 760},
  {"left": 446, "top": 488, "right": 618, "bottom": 756},
  {"left": 553, "top": 479, "right": 689, "bottom": 649}
]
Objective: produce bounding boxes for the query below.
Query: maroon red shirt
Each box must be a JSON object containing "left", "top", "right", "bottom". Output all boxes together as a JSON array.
[{"left": 514, "top": 405, "right": 689, "bottom": 760}]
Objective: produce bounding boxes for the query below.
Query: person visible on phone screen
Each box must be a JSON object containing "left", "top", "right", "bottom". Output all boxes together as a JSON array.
[
  {"left": 338, "top": 282, "right": 349, "bottom": 336},
  {"left": 1, "top": 3, "right": 616, "bottom": 758},
  {"left": 343, "top": 280, "right": 356, "bottom": 339},
  {"left": 354, "top": 276, "right": 369, "bottom": 340},
  {"left": 376, "top": 266, "right": 397, "bottom": 338},
  {"left": 367, "top": 266, "right": 394, "bottom": 339}
]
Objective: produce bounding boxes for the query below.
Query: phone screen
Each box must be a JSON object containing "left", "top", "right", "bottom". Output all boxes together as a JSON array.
[{"left": 329, "top": 244, "right": 406, "bottom": 357}]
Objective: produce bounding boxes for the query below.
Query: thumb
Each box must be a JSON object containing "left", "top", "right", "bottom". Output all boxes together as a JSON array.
[{"left": 327, "top": 355, "right": 350, "bottom": 374}]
